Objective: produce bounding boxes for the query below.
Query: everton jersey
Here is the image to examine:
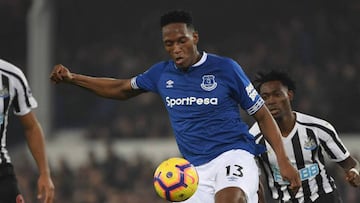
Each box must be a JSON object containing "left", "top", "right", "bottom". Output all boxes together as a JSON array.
[{"left": 131, "top": 52, "right": 265, "bottom": 166}]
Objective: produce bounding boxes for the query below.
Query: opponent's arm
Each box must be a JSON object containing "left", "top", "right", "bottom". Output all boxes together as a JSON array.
[
  {"left": 253, "top": 105, "right": 301, "bottom": 192},
  {"left": 322, "top": 125, "right": 360, "bottom": 187},
  {"left": 20, "top": 112, "right": 55, "bottom": 203},
  {"left": 50, "top": 64, "right": 144, "bottom": 100}
]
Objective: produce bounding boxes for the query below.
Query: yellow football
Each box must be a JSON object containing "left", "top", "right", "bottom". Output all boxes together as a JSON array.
[{"left": 153, "top": 157, "right": 199, "bottom": 202}]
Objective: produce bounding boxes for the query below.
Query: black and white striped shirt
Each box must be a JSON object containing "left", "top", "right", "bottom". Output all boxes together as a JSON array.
[
  {"left": 249, "top": 111, "right": 349, "bottom": 203},
  {"left": 0, "top": 59, "right": 38, "bottom": 164}
]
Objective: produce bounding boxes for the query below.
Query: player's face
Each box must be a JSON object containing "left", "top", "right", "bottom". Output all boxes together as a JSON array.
[
  {"left": 162, "top": 23, "right": 199, "bottom": 69},
  {"left": 259, "top": 80, "right": 293, "bottom": 120}
]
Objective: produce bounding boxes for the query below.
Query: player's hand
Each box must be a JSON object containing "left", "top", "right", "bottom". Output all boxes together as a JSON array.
[
  {"left": 279, "top": 160, "right": 301, "bottom": 194},
  {"left": 345, "top": 169, "right": 360, "bottom": 187},
  {"left": 37, "top": 174, "right": 55, "bottom": 203},
  {"left": 49, "top": 64, "right": 74, "bottom": 84}
]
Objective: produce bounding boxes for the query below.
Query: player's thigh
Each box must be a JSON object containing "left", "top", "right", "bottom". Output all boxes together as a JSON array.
[{"left": 214, "top": 149, "right": 259, "bottom": 203}]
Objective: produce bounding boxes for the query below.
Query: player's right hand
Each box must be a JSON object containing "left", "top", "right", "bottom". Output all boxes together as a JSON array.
[
  {"left": 345, "top": 169, "right": 360, "bottom": 187},
  {"left": 49, "top": 64, "right": 73, "bottom": 84}
]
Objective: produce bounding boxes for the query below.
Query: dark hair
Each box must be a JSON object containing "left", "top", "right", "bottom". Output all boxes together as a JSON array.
[
  {"left": 160, "top": 10, "right": 195, "bottom": 29},
  {"left": 253, "top": 70, "right": 296, "bottom": 93}
]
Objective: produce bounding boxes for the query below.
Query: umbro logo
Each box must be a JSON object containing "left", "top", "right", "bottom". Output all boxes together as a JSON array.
[{"left": 166, "top": 80, "right": 174, "bottom": 88}]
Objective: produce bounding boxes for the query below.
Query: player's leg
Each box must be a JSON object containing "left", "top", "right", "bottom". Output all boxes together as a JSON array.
[
  {"left": 214, "top": 149, "right": 260, "bottom": 203},
  {"left": 0, "top": 164, "right": 25, "bottom": 203},
  {"left": 178, "top": 162, "right": 215, "bottom": 203},
  {"left": 215, "top": 187, "right": 247, "bottom": 203},
  {"left": 313, "top": 188, "right": 343, "bottom": 203}
]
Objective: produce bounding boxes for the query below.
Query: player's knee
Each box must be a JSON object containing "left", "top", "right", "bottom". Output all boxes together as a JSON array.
[{"left": 215, "top": 187, "right": 247, "bottom": 203}]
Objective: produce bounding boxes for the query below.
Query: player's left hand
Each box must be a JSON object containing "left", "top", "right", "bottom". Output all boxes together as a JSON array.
[
  {"left": 37, "top": 174, "right": 55, "bottom": 203},
  {"left": 345, "top": 169, "right": 360, "bottom": 187},
  {"left": 279, "top": 159, "right": 301, "bottom": 194}
]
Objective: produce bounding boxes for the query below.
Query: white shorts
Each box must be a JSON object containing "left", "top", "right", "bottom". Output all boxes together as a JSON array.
[{"left": 178, "top": 149, "right": 259, "bottom": 203}]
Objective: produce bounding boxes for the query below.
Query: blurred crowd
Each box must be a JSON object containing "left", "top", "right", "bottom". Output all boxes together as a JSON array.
[
  {"left": 14, "top": 144, "right": 168, "bottom": 203},
  {"left": 1, "top": 0, "right": 360, "bottom": 202},
  {"left": 1, "top": 0, "right": 359, "bottom": 138},
  {"left": 53, "top": 0, "right": 360, "bottom": 139},
  {"left": 13, "top": 145, "right": 360, "bottom": 203}
]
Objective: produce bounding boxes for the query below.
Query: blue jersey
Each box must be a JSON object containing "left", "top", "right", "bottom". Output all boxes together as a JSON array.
[{"left": 131, "top": 52, "right": 265, "bottom": 166}]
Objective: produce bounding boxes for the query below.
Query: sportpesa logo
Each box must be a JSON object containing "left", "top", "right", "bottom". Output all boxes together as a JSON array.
[{"left": 166, "top": 96, "right": 218, "bottom": 108}]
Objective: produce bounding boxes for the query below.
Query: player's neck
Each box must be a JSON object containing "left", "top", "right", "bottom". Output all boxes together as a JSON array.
[{"left": 277, "top": 112, "right": 296, "bottom": 137}]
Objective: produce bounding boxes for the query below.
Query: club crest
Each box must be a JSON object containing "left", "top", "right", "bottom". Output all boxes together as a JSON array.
[
  {"left": 304, "top": 137, "right": 317, "bottom": 150},
  {"left": 0, "top": 88, "right": 9, "bottom": 98},
  {"left": 200, "top": 75, "right": 217, "bottom": 91}
]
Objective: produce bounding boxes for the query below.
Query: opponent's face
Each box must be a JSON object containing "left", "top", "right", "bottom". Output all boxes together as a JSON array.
[
  {"left": 259, "top": 80, "right": 293, "bottom": 120},
  {"left": 162, "top": 23, "right": 199, "bottom": 69}
]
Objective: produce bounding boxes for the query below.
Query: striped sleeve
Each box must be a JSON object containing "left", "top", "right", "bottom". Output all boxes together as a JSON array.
[
  {"left": 0, "top": 60, "right": 38, "bottom": 115},
  {"left": 316, "top": 122, "right": 350, "bottom": 162}
]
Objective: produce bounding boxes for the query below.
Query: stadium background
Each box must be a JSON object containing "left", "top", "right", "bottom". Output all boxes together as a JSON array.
[{"left": 1, "top": 0, "right": 359, "bottom": 202}]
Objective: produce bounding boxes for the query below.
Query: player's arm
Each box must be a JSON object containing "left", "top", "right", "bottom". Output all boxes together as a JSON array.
[
  {"left": 19, "top": 111, "right": 55, "bottom": 203},
  {"left": 49, "top": 64, "right": 144, "bottom": 100},
  {"left": 253, "top": 105, "right": 301, "bottom": 192},
  {"left": 321, "top": 123, "right": 360, "bottom": 187},
  {"left": 338, "top": 156, "right": 360, "bottom": 187}
]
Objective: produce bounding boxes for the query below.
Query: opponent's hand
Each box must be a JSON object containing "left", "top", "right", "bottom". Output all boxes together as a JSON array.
[
  {"left": 37, "top": 174, "right": 55, "bottom": 203},
  {"left": 345, "top": 169, "right": 360, "bottom": 187},
  {"left": 279, "top": 160, "right": 301, "bottom": 194},
  {"left": 49, "top": 64, "right": 74, "bottom": 84}
]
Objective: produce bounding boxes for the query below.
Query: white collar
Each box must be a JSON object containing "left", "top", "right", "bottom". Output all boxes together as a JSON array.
[{"left": 192, "top": 52, "right": 207, "bottom": 67}]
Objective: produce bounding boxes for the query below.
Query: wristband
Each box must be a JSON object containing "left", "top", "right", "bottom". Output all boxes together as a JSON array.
[{"left": 349, "top": 168, "right": 359, "bottom": 176}]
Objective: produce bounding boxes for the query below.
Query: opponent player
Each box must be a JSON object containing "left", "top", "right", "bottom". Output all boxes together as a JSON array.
[
  {"left": 0, "top": 59, "right": 54, "bottom": 203},
  {"left": 50, "top": 10, "right": 300, "bottom": 203},
  {"left": 250, "top": 70, "right": 360, "bottom": 203}
]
